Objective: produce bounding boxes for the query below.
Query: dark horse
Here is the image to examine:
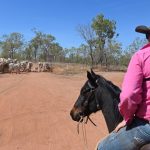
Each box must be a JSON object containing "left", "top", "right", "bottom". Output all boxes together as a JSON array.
[{"left": 70, "top": 70, "right": 150, "bottom": 150}]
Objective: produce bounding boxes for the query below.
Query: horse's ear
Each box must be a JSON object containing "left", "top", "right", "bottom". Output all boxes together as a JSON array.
[
  {"left": 87, "top": 71, "right": 96, "bottom": 86},
  {"left": 91, "top": 68, "right": 96, "bottom": 78},
  {"left": 87, "top": 71, "right": 93, "bottom": 81}
]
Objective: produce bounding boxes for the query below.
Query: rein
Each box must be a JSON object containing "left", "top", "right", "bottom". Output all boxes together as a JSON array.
[{"left": 77, "top": 117, "right": 88, "bottom": 150}]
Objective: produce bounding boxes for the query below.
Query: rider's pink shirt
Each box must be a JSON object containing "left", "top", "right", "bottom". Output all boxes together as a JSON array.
[{"left": 119, "top": 43, "right": 150, "bottom": 124}]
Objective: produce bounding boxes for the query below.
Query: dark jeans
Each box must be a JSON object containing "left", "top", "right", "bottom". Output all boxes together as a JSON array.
[{"left": 97, "top": 117, "right": 150, "bottom": 150}]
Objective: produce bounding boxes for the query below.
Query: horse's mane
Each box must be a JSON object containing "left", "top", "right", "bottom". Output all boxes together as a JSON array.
[{"left": 96, "top": 74, "right": 121, "bottom": 98}]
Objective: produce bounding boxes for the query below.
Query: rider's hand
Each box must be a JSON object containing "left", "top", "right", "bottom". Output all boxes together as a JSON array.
[{"left": 114, "top": 120, "right": 126, "bottom": 132}]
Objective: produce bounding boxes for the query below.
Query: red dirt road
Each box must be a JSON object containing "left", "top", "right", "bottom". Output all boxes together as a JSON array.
[{"left": 0, "top": 72, "right": 124, "bottom": 150}]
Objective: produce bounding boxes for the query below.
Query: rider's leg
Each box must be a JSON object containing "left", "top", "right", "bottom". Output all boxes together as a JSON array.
[{"left": 97, "top": 117, "right": 150, "bottom": 150}]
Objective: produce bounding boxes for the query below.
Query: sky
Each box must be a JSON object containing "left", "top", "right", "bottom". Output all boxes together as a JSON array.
[{"left": 0, "top": 0, "right": 149, "bottom": 49}]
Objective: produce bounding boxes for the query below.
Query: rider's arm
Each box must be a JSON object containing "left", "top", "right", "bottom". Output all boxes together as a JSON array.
[{"left": 119, "top": 52, "right": 143, "bottom": 124}]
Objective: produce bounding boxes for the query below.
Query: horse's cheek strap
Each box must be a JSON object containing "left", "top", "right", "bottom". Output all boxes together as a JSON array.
[
  {"left": 95, "top": 89, "right": 101, "bottom": 110},
  {"left": 84, "top": 100, "right": 88, "bottom": 107}
]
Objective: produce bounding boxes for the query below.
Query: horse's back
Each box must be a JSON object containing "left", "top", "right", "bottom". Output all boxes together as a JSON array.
[{"left": 140, "top": 144, "right": 150, "bottom": 150}]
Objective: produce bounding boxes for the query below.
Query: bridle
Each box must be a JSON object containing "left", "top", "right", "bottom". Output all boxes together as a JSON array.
[
  {"left": 77, "top": 79, "right": 101, "bottom": 150},
  {"left": 83, "top": 79, "right": 101, "bottom": 110},
  {"left": 77, "top": 79, "right": 101, "bottom": 129}
]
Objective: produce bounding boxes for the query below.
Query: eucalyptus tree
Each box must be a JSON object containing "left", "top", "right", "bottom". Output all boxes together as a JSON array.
[
  {"left": 92, "top": 14, "right": 117, "bottom": 65},
  {"left": 66, "top": 47, "right": 77, "bottom": 63},
  {"left": 126, "top": 37, "right": 147, "bottom": 56},
  {"left": 31, "top": 29, "right": 63, "bottom": 62},
  {"left": 104, "top": 39, "right": 122, "bottom": 68},
  {"left": 78, "top": 44, "right": 89, "bottom": 64},
  {"left": 1, "top": 32, "right": 24, "bottom": 59},
  {"left": 23, "top": 43, "right": 34, "bottom": 61},
  {"left": 77, "top": 24, "right": 96, "bottom": 67},
  {"left": 30, "top": 30, "right": 43, "bottom": 61},
  {"left": 40, "top": 34, "right": 55, "bottom": 61},
  {"left": 120, "top": 37, "right": 147, "bottom": 66},
  {"left": 49, "top": 42, "right": 63, "bottom": 62}
]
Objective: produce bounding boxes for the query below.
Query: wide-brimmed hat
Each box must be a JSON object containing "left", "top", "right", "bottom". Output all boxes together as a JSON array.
[{"left": 135, "top": 25, "right": 150, "bottom": 34}]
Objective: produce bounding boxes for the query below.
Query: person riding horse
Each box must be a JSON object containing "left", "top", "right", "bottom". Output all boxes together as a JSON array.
[{"left": 96, "top": 25, "right": 150, "bottom": 149}]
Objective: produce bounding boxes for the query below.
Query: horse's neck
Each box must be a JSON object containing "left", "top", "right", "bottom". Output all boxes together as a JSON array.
[{"left": 100, "top": 93, "right": 123, "bottom": 133}]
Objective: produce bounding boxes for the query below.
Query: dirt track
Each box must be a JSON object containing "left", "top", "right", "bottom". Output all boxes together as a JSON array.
[{"left": 0, "top": 72, "right": 124, "bottom": 150}]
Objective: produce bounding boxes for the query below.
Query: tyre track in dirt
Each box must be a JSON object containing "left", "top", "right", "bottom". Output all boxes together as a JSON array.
[{"left": 0, "top": 74, "right": 26, "bottom": 95}]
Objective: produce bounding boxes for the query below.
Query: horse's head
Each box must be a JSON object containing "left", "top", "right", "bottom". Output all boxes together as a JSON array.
[{"left": 70, "top": 69, "right": 102, "bottom": 122}]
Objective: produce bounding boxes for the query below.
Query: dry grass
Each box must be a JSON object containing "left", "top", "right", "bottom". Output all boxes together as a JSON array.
[
  {"left": 30, "top": 62, "right": 126, "bottom": 76},
  {"left": 52, "top": 63, "right": 126, "bottom": 75},
  {"left": 52, "top": 63, "right": 91, "bottom": 75}
]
